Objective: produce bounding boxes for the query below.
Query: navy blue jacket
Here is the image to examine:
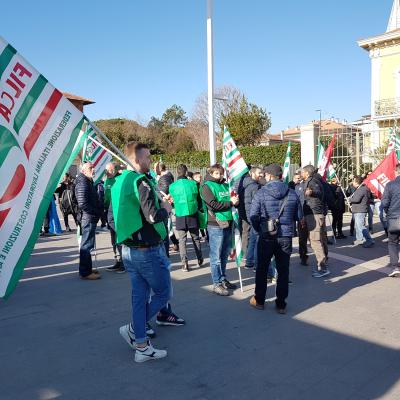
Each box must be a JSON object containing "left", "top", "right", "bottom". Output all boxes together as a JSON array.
[
  {"left": 238, "top": 175, "right": 261, "bottom": 222},
  {"left": 75, "top": 173, "right": 102, "bottom": 223},
  {"left": 381, "top": 176, "right": 400, "bottom": 218},
  {"left": 250, "top": 180, "right": 303, "bottom": 237}
]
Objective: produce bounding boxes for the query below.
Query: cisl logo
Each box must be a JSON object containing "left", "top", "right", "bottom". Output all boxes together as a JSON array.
[{"left": 0, "top": 127, "right": 26, "bottom": 229}]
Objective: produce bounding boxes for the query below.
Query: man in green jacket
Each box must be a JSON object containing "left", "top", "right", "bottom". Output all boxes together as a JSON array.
[
  {"left": 169, "top": 164, "right": 203, "bottom": 271},
  {"left": 201, "top": 163, "right": 239, "bottom": 296}
]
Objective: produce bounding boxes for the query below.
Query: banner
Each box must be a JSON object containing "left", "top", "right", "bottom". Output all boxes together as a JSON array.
[
  {"left": 0, "top": 37, "right": 85, "bottom": 298},
  {"left": 222, "top": 127, "right": 249, "bottom": 267},
  {"left": 364, "top": 151, "right": 398, "bottom": 199},
  {"left": 82, "top": 126, "right": 112, "bottom": 185},
  {"left": 282, "top": 141, "right": 291, "bottom": 184}
]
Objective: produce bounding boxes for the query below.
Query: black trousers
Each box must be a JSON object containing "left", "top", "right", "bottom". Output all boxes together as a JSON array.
[
  {"left": 255, "top": 236, "right": 292, "bottom": 309},
  {"left": 331, "top": 211, "right": 344, "bottom": 236},
  {"left": 240, "top": 219, "right": 251, "bottom": 262},
  {"left": 63, "top": 211, "right": 77, "bottom": 229}
]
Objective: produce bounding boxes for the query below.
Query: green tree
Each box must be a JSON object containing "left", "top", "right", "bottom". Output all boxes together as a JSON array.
[{"left": 219, "top": 96, "right": 271, "bottom": 146}]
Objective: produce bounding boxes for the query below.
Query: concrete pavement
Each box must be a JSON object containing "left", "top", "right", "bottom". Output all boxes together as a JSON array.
[{"left": 1, "top": 216, "right": 400, "bottom": 400}]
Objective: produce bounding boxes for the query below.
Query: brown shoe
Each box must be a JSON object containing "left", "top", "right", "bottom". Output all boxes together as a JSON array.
[
  {"left": 80, "top": 272, "right": 101, "bottom": 280},
  {"left": 249, "top": 296, "right": 264, "bottom": 310}
]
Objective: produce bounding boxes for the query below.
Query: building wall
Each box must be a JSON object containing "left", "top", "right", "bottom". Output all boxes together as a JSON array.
[{"left": 379, "top": 45, "right": 400, "bottom": 100}]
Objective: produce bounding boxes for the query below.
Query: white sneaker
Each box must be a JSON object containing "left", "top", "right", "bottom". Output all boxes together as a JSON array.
[
  {"left": 119, "top": 324, "right": 136, "bottom": 350},
  {"left": 135, "top": 341, "right": 167, "bottom": 363},
  {"left": 388, "top": 268, "right": 400, "bottom": 278}
]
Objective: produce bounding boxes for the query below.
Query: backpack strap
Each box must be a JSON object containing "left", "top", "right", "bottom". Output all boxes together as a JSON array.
[{"left": 277, "top": 190, "right": 289, "bottom": 220}]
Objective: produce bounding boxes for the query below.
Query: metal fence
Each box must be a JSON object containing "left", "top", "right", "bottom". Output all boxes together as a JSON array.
[{"left": 319, "top": 121, "right": 396, "bottom": 189}]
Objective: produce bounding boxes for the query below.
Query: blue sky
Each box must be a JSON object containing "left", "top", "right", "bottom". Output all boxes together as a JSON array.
[{"left": 1, "top": 0, "right": 394, "bottom": 133}]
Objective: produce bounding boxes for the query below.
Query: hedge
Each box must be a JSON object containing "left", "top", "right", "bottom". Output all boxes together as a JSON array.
[{"left": 157, "top": 143, "right": 301, "bottom": 167}]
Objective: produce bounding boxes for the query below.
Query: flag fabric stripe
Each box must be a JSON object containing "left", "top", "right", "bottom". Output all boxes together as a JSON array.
[
  {"left": 282, "top": 142, "right": 291, "bottom": 183},
  {"left": 13, "top": 75, "right": 48, "bottom": 134},
  {"left": 5, "top": 118, "right": 85, "bottom": 297},
  {"left": 0, "top": 44, "right": 17, "bottom": 78},
  {"left": 317, "top": 135, "right": 337, "bottom": 181},
  {"left": 93, "top": 149, "right": 107, "bottom": 168},
  {"left": 88, "top": 143, "right": 102, "bottom": 160},
  {"left": 23, "top": 89, "right": 63, "bottom": 158},
  {"left": 225, "top": 147, "right": 239, "bottom": 160}
]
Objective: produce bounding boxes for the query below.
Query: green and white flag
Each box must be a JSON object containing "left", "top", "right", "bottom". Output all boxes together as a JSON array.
[
  {"left": 0, "top": 37, "right": 86, "bottom": 298},
  {"left": 317, "top": 141, "right": 336, "bottom": 181},
  {"left": 222, "top": 127, "right": 249, "bottom": 270},
  {"left": 82, "top": 126, "right": 113, "bottom": 185},
  {"left": 282, "top": 141, "right": 291, "bottom": 183}
]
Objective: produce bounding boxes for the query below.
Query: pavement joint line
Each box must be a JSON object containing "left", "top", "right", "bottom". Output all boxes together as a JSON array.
[{"left": 19, "top": 267, "right": 109, "bottom": 282}]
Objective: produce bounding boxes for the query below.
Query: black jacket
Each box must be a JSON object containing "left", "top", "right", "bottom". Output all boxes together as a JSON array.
[
  {"left": 201, "top": 174, "right": 232, "bottom": 227},
  {"left": 157, "top": 171, "right": 174, "bottom": 195},
  {"left": 330, "top": 183, "right": 345, "bottom": 213},
  {"left": 381, "top": 176, "right": 400, "bottom": 218},
  {"left": 349, "top": 185, "right": 371, "bottom": 213},
  {"left": 301, "top": 174, "right": 325, "bottom": 216},
  {"left": 74, "top": 173, "right": 102, "bottom": 223}
]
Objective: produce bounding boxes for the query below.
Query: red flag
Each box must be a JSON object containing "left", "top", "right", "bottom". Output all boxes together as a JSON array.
[
  {"left": 317, "top": 133, "right": 337, "bottom": 181},
  {"left": 364, "top": 151, "right": 398, "bottom": 199}
]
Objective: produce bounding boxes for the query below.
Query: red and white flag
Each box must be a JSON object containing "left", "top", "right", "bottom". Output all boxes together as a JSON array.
[
  {"left": 317, "top": 133, "right": 336, "bottom": 181},
  {"left": 364, "top": 151, "right": 398, "bottom": 199}
]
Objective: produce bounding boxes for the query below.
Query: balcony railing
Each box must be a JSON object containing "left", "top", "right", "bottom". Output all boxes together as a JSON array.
[{"left": 375, "top": 98, "right": 400, "bottom": 117}]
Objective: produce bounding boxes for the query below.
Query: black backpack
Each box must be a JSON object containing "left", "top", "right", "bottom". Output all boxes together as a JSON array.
[{"left": 61, "top": 184, "right": 78, "bottom": 215}]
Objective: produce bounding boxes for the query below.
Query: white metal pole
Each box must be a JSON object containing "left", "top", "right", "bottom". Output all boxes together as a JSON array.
[{"left": 207, "top": 0, "right": 216, "bottom": 165}]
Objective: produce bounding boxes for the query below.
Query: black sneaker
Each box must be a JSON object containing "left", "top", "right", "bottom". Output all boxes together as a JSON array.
[
  {"left": 106, "top": 261, "right": 122, "bottom": 271},
  {"left": 116, "top": 266, "right": 126, "bottom": 274},
  {"left": 156, "top": 312, "right": 185, "bottom": 326},
  {"left": 222, "top": 279, "right": 237, "bottom": 290},
  {"left": 244, "top": 264, "right": 254, "bottom": 270},
  {"left": 198, "top": 258, "right": 204, "bottom": 266}
]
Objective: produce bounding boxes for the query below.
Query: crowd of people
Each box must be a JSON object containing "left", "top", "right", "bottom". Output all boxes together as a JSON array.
[{"left": 49, "top": 143, "right": 400, "bottom": 363}]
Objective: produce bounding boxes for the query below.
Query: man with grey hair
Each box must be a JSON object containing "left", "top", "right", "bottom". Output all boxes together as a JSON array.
[
  {"left": 75, "top": 162, "right": 103, "bottom": 280},
  {"left": 381, "top": 163, "right": 400, "bottom": 277},
  {"left": 300, "top": 165, "right": 330, "bottom": 278}
]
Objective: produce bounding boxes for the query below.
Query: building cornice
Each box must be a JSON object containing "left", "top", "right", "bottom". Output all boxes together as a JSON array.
[{"left": 358, "top": 29, "right": 400, "bottom": 50}]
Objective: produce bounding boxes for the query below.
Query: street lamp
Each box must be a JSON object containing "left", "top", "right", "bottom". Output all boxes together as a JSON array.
[
  {"left": 207, "top": 0, "right": 216, "bottom": 165},
  {"left": 316, "top": 109, "right": 322, "bottom": 141}
]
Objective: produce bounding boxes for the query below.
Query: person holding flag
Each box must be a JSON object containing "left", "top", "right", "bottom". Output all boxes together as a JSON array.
[{"left": 201, "top": 164, "right": 239, "bottom": 296}]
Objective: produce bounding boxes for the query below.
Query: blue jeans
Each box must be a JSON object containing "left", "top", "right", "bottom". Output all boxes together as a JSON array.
[
  {"left": 368, "top": 204, "right": 374, "bottom": 230},
  {"left": 246, "top": 228, "right": 258, "bottom": 267},
  {"left": 354, "top": 213, "right": 373, "bottom": 244},
  {"left": 79, "top": 219, "right": 97, "bottom": 277},
  {"left": 207, "top": 225, "right": 232, "bottom": 285},
  {"left": 122, "top": 244, "right": 172, "bottom": 344}
]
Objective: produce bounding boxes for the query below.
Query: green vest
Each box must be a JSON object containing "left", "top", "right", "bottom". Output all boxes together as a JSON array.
[
  {"left": 169, "top": 179, "right": 199, "bottom": 217},
  {"left": 203, "top": 180, "right": 233, "bottom": 221},
  {"left": 104, "top": 176, "right": 116, "bottom": 209},
  {"left": 111, "top": 170, "right": 167, "bottom": 244}
]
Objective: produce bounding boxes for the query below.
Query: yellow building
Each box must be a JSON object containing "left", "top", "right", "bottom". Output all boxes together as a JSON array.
[{"left": 358, "top": 0, "right": 400, "bottom": 129}]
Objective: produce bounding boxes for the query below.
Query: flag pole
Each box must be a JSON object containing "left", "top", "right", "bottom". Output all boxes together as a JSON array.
[
  {"left": 86, "top": 119, "right": 135, "bottom": 170},
  {"left": 207, "top": 0, "right": 216, "bottom": 165}
]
